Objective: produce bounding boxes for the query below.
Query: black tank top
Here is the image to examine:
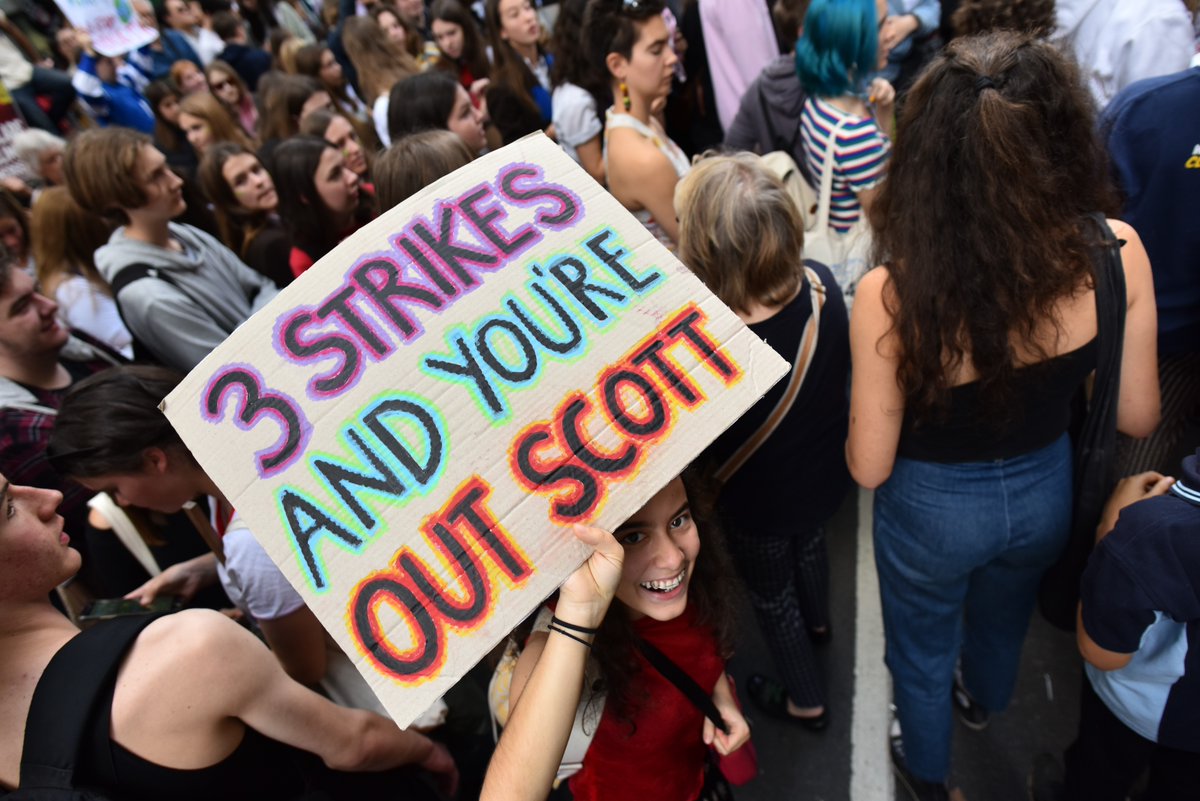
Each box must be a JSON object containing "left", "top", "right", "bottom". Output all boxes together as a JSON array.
[
  {"left": 77, "top": 668, "right": 440, "bottom": 801},
  {"left": 897, "top": 337, "right": 1098, "bottom": 463}
]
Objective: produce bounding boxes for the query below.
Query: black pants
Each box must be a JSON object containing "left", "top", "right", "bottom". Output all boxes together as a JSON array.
[
  {"left": 1062, "top": 679, "right": 1200, "bottom": 801},
  {"left": 11, "top": 66, "right": 75, "bottom": 132}
]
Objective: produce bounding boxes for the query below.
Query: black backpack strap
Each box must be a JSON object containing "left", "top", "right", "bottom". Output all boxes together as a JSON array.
[
  {"left": 19, "top": 614, "right": 166, "bottom": 790},
  {"left": 107, "top": 263, "right": 185, "bottom": 364},
  {"left": 634, "top": 636, "right": 730, "bottom": 735},
  {"left": 107, "top": 263, "right": 176, "bottom": 299}
]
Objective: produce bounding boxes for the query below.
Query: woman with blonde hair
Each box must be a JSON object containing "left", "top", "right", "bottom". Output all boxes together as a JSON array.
[
  {"left": 276, "top": 35, "right": 307, "bottom": 73},
  {"left": 30, "top": 187, "right": 132, "bottom": 356},
  {"left": 206, "top": 60, "right": 259, "bottom": 138},
  {"left": 178, "top": 92, "right": 256, "bottom": 156},
  {"left": 341, "top": 15, "right": 420, "bottom": 146},
  {"left": 676, "top": 151, "right": 851, "bottom": 733}
]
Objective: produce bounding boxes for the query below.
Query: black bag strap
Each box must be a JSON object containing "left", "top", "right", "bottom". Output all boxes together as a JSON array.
[
  {"left": 1037, "top": 213, "right": 1128, "bottom": 630},
  {"left": 1072, "top": 212, "right": 1127, "bottom": 509},
  {"left": 108, "top": 262, "right": 178, "bottom": 299},
  {"left": 108, "top": 262, "right": 190, "bottom": 363},
  {"left": 633, "top": 636, "right": 730, "bottom": 735},
  {"left": 20, "top": 614, "right": 166, "bottom": 790}
]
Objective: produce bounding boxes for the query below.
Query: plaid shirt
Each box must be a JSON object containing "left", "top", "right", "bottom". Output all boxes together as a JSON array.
[{"left": 0, "top": 334, "right": 123, "bottom": 543}]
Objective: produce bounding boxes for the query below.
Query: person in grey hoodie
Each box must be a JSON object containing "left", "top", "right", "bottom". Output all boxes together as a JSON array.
[
  {"left": 63, "top": 127, "right": 279, "bottom": 373},
  {"left": 723, "top": 0, "right": 812, "bottom": 184}
]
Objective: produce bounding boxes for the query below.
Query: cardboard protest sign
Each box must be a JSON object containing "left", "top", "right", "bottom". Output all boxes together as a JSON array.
[
  {"left": 162, "top": 133, "right": 789, "bottom": 728},
  {"left": 53, "top": 0, "right": 157, "bottom": 57}
]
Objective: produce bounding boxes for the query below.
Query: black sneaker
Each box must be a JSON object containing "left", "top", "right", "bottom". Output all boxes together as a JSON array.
[
  {"left": 1028, "top": 753, "right": 1065, "bottom": 801},
  {"left": 890, "top": 720, "right": 951, "bottom": 801},
  {"left": 953, "top": 672, "right": 990, "bottom": 731}
]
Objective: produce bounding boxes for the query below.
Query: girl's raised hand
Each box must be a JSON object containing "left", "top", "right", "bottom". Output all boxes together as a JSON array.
[{"left": 556, "top": 523, "right": 624, "bottom": 630}]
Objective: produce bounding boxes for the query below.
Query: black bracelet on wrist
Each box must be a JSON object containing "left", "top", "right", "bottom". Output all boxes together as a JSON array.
[
  {"left": 548, "top": 624, "right": 593, "bottom": 648},
  {"left": 550, "top": 615, "right": 601, "bottom": 635}
]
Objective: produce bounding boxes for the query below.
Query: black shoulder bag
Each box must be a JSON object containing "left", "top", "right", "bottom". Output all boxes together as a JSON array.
[
  {"left": 633, "top": 638, "right": 749, "bottom": 801},
  {"left": 1037, "top": 213, "right": 1127, "bottom": 631}
]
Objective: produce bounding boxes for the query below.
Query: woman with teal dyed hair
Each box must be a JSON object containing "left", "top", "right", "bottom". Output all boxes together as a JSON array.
[{"left": 795, "top": 0, "right": 895, "bottom": 233}]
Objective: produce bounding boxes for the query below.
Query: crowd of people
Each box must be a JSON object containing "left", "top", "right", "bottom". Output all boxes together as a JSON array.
[{"left": 0, "top": 0, "right": 1197, "bottom": 800}]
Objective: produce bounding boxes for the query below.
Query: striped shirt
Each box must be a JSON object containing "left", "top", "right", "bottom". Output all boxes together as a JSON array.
[{"left": 800, "top": 97, "right": 890, "bottom": 232}]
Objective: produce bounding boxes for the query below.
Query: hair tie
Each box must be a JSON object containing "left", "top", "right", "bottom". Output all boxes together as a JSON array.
[{"left": 975, "top": 76, "right": 996, "bottom": 94}]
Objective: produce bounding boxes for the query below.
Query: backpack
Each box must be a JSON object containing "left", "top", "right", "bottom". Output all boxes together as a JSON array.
[
  {"left": 6, "top": 615, "right": 165, "bottom": 800},
  {"left": 760, "top": 150, "right": 819, "bottom": 235},
  {"left": 107, "top": 263, "right": 188, "bottom": 364}
]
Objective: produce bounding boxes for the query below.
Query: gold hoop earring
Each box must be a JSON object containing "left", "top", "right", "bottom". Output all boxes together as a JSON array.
[{"left": 620, "top": 80, "right": 631, "bottom": 112}]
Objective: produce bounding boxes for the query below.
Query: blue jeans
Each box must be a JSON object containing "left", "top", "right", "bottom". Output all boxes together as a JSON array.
[{"left": 874, "top": 434, "right": 1073, "bottom": 782}]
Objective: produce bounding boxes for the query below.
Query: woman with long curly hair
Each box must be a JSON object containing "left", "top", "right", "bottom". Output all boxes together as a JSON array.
[
  {"left": 846, "top": 32, "right": 1160, "bottom": 800},
  {"left": 508, "top": 473, "right": 750, "bottom": 801},
  {"left": 178, "top": 91, "right": 256, "bottom": 156},
  {"left": 951, "top": 0, "right": 1057, "bottom": 37}
]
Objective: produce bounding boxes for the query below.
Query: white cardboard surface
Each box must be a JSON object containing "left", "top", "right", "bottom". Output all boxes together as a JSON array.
[
  {"left": 162, "top": 134, "right": 789, "bottom": 728},
  {"left": 53, "top": 0, "right": 158, "bottom": 57}
]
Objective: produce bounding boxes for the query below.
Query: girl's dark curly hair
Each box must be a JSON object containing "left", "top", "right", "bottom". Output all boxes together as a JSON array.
[
  {"left": 952, "top": 0, "right": 1056, "bottom": 37},
  {"left": 589, "top": 468, "right": 738, "bottom": 721},
  {"left": 869, "top": 31, "right": 1117, "bottom": 421}
]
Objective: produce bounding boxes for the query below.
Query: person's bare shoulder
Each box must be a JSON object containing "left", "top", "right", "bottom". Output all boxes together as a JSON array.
[
  {"left": 117, "top": 610, "right": 262, "bottom": 701},
  {"left": 607, "top": 127, "right": 673, "bottom": 176}
]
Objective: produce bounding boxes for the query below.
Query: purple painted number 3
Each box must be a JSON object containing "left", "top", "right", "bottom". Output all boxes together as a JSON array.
[{"left": 203, "top": 367, "right": 309, "bottom": 477}]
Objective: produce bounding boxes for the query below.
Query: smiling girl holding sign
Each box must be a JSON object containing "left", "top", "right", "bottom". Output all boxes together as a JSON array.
[{"left": 507, "top": 474, "right": 751, "bottom": 801}]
